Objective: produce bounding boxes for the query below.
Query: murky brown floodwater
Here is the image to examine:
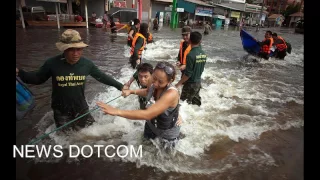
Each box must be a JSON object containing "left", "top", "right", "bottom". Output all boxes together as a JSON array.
[{"left": 16, "top": 25, "right": 303, "bottom": 180}]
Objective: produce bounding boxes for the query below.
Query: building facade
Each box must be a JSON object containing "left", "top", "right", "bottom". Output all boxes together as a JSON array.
[{"left": 265, "top": 0, "right": 303, "bottom": 14}]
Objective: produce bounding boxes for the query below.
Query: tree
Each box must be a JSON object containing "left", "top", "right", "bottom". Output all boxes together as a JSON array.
[
  {"left": 282, "top": 2, "right": 300, "bottom": 27},
  {"left": 283, "top": 3, "right": 300, "bottom": 17}
]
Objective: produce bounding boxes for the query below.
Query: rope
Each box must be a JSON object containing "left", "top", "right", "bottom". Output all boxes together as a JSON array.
[{"left": 26, "top": 95, "right": 122, "bottom": 145}]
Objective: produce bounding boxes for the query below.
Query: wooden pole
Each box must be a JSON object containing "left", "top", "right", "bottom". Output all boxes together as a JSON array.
[
  {"left": 85, "top": 0, "right": 88, "bottom": 28},
  {"left": 55, "top": 3, "right": 60, "bottom": 29},
  {"left": 19, "top": 0, "right": 25, "bottom": 29}
]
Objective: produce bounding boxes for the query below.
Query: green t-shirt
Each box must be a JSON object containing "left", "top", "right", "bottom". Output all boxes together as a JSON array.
[
  {"left": 19, "top": 54, "right": 123, "bottom": 111},
  {"left": 184, "top": 46, "right": 207, "bottom": 83}
]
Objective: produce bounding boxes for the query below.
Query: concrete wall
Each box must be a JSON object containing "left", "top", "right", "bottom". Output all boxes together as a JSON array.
[
  {"left": 125, "top": 0, "right": 151, "bottom": 22},
  {"left": 151, "top": 2, "right": 168, "bottom": 19},
  {"left": 87, "top": 0, "right": 105, "bottom": 18},
  {"left": 24, "top": 0, "right": 60, "bottom": 13}
]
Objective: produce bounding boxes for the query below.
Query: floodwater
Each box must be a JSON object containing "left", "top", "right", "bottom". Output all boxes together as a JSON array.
[{"left": 16, "top": 25, "right": 304, "bottom": 180}]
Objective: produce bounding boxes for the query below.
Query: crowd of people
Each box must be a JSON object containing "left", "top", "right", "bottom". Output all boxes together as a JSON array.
[{"left": 17, "top": 16, "right": 291, "bottom": 149}]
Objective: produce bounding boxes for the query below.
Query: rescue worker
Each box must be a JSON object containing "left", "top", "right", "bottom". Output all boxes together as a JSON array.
[
  {"left": 127, "top": 19, "right": 140, "bottom": 47},
  {"left": 129, "top": 23, "right": 148, "bottom": 69},
  {"left": 16, "top": 29, "right": 128, "bottom": 131},
  {"left": 115, "top": 20, "right": 134, "bottom": 33},
  {"left": 272, "top": 33, "right": 287, "bottom": 60},
  {"left": 146, "top": 32, "right": 154, "bottom": 44},
  {"left": 176, "top": 26, "right": 192, "bottom": 77},
  {"left": 175, "top": 31, "right": 207, "bottom": 107},
  {"left": 257, "top": 30, "right": 273, "bottom": 60},
  {"left": 97, "top": 62, "right": 181, "bottom": 148}
]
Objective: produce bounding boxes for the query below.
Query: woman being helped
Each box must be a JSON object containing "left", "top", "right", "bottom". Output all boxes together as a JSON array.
[{"left": 97, "top": 62, "right": 181, "bottom": 146}]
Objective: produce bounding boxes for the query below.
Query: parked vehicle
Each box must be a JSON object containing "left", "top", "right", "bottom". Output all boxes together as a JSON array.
[{"left": 16, "top": 6, "right": 47, "bottom": 21}]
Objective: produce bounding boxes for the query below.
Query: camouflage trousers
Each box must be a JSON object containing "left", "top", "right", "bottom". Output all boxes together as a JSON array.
[{"left": 180, "top": 82, "right": 202, "bottom": 106}]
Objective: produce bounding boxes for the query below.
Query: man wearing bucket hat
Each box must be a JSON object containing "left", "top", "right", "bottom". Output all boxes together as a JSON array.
[{"left": 16, "top": 29, "right": 129, "bottom": 131}]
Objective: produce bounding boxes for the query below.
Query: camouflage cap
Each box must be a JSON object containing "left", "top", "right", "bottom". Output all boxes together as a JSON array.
[
  {"left": 181, "top": 26, "right": 192, "bottom": 35},
  {"left": 55, "top": 29, "right": 88, "bottom": 51}
]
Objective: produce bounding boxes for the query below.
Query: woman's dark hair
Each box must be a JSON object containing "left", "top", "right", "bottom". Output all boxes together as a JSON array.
[
  {"left": 133, "top": 18, "right": 140, "bottom": 25},
  {"left": 154, "top": 62, "right": 176, "bottom": 82},
  {"left": 139, "top": 23, "right": 149, "bottom": 39}
]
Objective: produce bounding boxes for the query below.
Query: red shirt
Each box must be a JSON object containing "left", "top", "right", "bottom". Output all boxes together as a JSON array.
[{"left": 75, "top": 15, "right": 83, "bottom": 22}]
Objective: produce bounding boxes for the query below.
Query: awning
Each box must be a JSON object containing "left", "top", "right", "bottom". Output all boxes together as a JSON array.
[
  {"left": 185, "top": 0, "right": 214, "bottom": 7},
  {"left": 36, "top": 0, "right": 67, "bottom": 3},
  {"left": 213, "top": 15, "right": 225, "bottom": 20},
  {"left": 154, "top": 0, "right": 173, "bottom": 3},
  {"left": 214, "top": 3, "right": 243, "bottom": 11}
]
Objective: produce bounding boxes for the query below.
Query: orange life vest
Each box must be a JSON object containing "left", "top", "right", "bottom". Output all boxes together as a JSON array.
[
  {"left": 127, "top": 26, "right": 137, "bottom": 46},
  {"left": 179, "top": 40, "right": 191, "bottom": 65},
  {"left": 275, "top": 36, "right": 287, "bottom": 52},
  {"left": 147, "top": 33, "right": 153, "bottom": 43},
  {"left": 261, "top": 37, "right": 274, "bottom": 54},
  {"left": 130, "top": 33, "right": 146, "bottom": 59}
]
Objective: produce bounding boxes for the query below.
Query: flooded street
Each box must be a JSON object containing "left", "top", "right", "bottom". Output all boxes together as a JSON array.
[{"left": 16, "top": 26, "right": 303, "bottom": 180}]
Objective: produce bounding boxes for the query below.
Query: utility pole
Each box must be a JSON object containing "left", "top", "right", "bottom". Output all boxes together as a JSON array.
[
  {"left": 170, "top": 0, "right": 178, "bottom": 29},
  {"left": 256, "top": 0, "right": 264, "bottom": 32}
]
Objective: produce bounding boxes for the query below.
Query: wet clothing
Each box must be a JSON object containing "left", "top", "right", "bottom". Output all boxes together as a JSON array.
[
  {"left": 180, "top": 82, "right": 202, "bottom": 106},
  {"left": 153, "top": 19, "right": 159, "bottom": 30},
  {"left": 143, "top": 84, "right": 180, "bottom": 141},
  {"left": 204, "top": 24, "right": 211, "bottom": 35},
  {"left": 147, "top": 33, "right": 153, "bottom": 44},
  {"left": 181, "top": 46, "right": 207, "bottom": 106},
  {"left": 273, "top": 36, "right": 287, "bottom": 59},
  {"left": 258, "top": 38, "right": 273, "bottom": 60},
  {"left": 274, "top": 49, "right": 286, "bottom": 60},
  {"left": 127, "top": 26, "right": 138, "bottom": 47},
  {"left": 132, "top": 71, "right": 148, "bottom": 110},
  {"left": 129, "top": 33, "right": 146, "bottom": 69},
  {"left": 18, "top": 54, "right": 124, "bottom": 129},
  {"left": 257, "top": 52, "right": 270, "bottom": 60},
  {"left": 110, "top": 22, "right": 117, "bottom": 33}
]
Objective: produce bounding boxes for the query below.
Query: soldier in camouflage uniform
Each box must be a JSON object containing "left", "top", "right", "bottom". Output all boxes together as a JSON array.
[{"left": 16, "top": 29, "right": 129, "bottom": 131}]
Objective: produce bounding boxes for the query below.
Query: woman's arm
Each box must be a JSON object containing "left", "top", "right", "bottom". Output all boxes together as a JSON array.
[
  {"left": 122, "top": 88, "right": 148, "bottom": 98},
  {"left": 97, "top": 89, "right": 178, "bottom": 120}
]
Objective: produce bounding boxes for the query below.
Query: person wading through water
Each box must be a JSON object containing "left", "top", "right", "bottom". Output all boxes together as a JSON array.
[
  {"left": 257, "top": 30, "right": 273, "bottom": 60},
  {"left": 129, "top": 23, "right": 148, "bottom": 69},
  {"left": 176, "top": 26, "right": 192, "bottom": 78},
  {"left": 16, "top": 29, "right": 129, "bottom": 131},
  {"left": 127, "top": 18, "right": 140, "bottom": 47},
  {"left": 175, "top": 31, "right": 207, "bottom": 107},
  {"left": 97, "top": 62, "right": 181, "bottom": 148}
]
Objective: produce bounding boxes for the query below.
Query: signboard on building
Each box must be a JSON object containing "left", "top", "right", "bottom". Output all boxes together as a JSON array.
[
  {"left": 177, "top": 8, "right": 184, "bottom": 12},
  {"left": 36, "top": 0, "right": 67, "bottom": 3},
  {"left": 195, "top": 7, "right": 213, "bottom": 17},
  {"left": 114, "top": 1, "right": 126, "bottom": 8},
  {"left": 227, "top": 0, "right": 246, "bottom": 3},
  {"left": 231, "top": 11, "right": 240, "bottom": 19},
  {"left": 165, "top": 7, "right": 172, "bottom": 11}
]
